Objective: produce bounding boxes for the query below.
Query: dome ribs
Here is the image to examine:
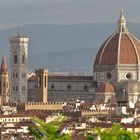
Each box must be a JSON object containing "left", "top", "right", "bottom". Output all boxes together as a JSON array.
[
  {"left": 119, "top": 34, "right": 138, "bottom": 64},
  {"left": 98, "top": 34, "right": 119, "bottom": 65}
]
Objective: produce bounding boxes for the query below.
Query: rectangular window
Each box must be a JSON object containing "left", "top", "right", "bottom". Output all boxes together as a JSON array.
[
  {"left": 14, "top": 55, "right": 17, "bottom": 64},
  {"left": 22, "top": 86, "right": 26, "bottom": 91},
  {"left": 44, "top": 75, "right": 47, "bottom": 87},
  {"left": 22, "top": 73, "right": 26, "bottom": 78},
  {"left": 13, "top": 86, "right": 15, "bottom": 91},
  {"left": 16, "top": 73, "right": 18, "bottom": 78},
  {"left": 38, "top": 75, "right": 41, "bottom": 87},
  {"left": 13, "top": 73, "right": 15, "bottom": 78},
  {"left": 22, "top": 55, "right": 25, "bottom": 64},
  {"left": 16, "top": 86, "right": 18, "bottom": 91}
]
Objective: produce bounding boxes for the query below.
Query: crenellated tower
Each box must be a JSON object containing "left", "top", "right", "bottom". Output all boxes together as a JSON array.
[{"left": 35, "top": 69, "right": 48, "bottom": 102}]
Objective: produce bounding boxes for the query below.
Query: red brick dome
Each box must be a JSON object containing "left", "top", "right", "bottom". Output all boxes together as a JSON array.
[
  {"left": 96, "top": 82, "right": 115, "bottom": 93},
  {"left": 94, "top": 11, "right": 140, "bottom": 65}
]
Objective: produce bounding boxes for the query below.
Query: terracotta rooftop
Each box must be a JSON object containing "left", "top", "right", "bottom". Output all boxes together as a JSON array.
[
  {"left": 28, "top": 75, "right": 36, "bottom": 81},
  {"left": 96, "top": 82, "right": 115, "bottom": 93},
  {"left": 94, "top": 32, "right": 140, "bottom": 65},
  {"left": 90, "top": 122, "right": 140, "bottom": 128},
  {"left": 72, "top": 135, "right": 86, "bottom": 140},
  {"left": 0, "top": 111, "right": 49, "bottom": 118}
]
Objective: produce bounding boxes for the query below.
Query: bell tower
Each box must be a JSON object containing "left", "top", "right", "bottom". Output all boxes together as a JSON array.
[{"left": 9, "top": 35, "right": 29, "bottom": 102}]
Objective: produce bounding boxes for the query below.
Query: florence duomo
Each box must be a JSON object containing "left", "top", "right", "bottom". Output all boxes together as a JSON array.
[
  {"left": 1, "top": 1, "right": 140, "bottom": 137},
  {"left": 0, "top": 10, "right": 139, "bottom": 107},
  {"left": 0, "top": 10, "right": 140, "bottom": 105}
]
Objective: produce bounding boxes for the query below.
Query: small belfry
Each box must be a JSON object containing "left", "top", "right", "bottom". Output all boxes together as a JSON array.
[{"left": 0, "top": 55, "right": 10, "bottom": 104}]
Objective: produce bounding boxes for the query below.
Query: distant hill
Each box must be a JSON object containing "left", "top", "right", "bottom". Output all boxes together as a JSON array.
[{"left": 0, "top": 22, "right": 140, "bottom": 72}]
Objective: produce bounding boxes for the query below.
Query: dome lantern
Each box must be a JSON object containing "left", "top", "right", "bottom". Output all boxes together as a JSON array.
[{"left": 116, "top": 9, "right": 128, "bottom": 33}]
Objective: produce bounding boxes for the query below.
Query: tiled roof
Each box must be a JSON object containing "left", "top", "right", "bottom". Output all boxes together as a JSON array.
[
  {"left": 96, "top": 82, "right": 115, "bottom": 93},
  {"left": 72, "top": 135, "right": 86, "bottom": 140},
  {"left": 0, "top": 111, "right": 49, "bottom": 118},
  {"left": 28, "top": 75, "right": 36, "bottom": 81},
  {"left": 48, "top": 75, "right": 93, "bottom": 81},
  {"left": 119, "top": 34, "right": 138, "bottom": 64},
  {"left": 94, "top": 33, "right": 140, "bottom": 65}
]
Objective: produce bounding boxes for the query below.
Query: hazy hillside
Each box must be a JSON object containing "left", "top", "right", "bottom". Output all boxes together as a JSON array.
[{"left": 0, "top": 22, "right": 140, "bottom": 72}]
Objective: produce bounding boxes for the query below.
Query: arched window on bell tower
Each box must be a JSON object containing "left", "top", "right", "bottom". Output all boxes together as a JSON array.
[
  {"left": 14, "top": 55, "right": 17, "bottom": 64},
  {"left": 22, "top": 55, "right": 25, "bottom": 64}
]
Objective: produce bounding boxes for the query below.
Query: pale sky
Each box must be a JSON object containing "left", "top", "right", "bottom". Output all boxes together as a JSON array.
[{"left": 0, "top": 0, "right": 139, "bottom": 29}]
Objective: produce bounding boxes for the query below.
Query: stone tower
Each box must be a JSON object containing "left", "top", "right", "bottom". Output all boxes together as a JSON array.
[
  {"left": 0, "top": 56, "right": 10, "bottom": 104},
  {"left": 9, "top": 35, "right": 29, "bottom": 102},
  {"left": 35, "top": 69, "right": 48, "bottom": 102}
]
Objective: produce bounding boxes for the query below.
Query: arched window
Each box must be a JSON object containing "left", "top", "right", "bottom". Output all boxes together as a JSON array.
[
  {"left": 13, "top": 73, "right": 15, "bottom": 78},
  {"left": 22, "top": 86, "right": 26, "bottom": 91},
  {"left": 14, "top": 55, "right": 17, "bottom": 64},
  {"left": 22, "top": 73, "right": 26, "bottom": 78},
  {"left": 13, "top": 86, "right": 15, "bottom": 91},
  {"left": 84, "top": 85, "right": 88, "bottom": 90},
  {"left": 68, "top": 85, "right": 71, "bottom": 90},
  {"left": 44, "top": 75, "right": 47, "bottom": 87},
  {"left": 38, "top": 75, "right": 42, "bottom": 87},
  {"left": 16, "top": 73, "right": 18, "bottom": 78},
  {"left": 16, "top": 86, "right": 18, "bottom": 91},
  {"left": 22, "top": 55, "right": 25, "bottom": 64}
]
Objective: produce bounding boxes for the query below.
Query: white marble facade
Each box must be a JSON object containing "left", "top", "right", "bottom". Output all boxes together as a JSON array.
[{"left": 9, "top": 36, "right": 29, "bottom": 102}]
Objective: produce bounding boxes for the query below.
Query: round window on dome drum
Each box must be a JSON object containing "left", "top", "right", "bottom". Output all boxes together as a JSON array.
[
  {"left": 126, "top": 73, "right": 132, "bottom": 79},
  {"left": 106, "top": 73, "right": 112, "bottom": 79}
]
